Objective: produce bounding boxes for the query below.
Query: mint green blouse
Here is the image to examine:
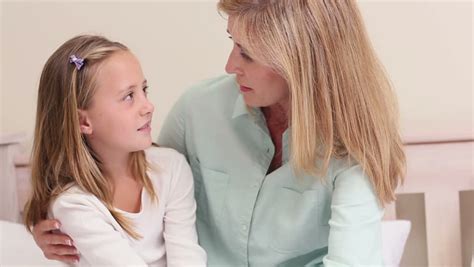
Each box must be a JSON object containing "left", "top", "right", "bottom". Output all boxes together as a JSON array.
[{"left": 158, "top": 75, "right": 384, "bottom": 266}]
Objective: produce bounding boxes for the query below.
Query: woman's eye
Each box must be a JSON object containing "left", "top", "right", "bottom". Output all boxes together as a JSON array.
[
  {"left": 240, "top": 51, "right": 253, "bottom": 61},
  {"left": 143, "top": 86, "right": 149, "bottom": 96}
]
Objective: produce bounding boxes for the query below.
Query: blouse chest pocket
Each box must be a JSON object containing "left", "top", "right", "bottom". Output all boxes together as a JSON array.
[
  {"left": 190, "top": 161, "right": 230, "bottom": 225},
  {"left": 269, "top": 186, "right": 331, "bottom": 254}
]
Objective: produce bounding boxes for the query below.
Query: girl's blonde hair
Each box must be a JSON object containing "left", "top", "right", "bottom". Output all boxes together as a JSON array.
[
  {"left": 24, "top": 35, "right": 156, "bottom": 239},
  {"left": 218, "top": 0, "right": 406, "bottom": 205}
]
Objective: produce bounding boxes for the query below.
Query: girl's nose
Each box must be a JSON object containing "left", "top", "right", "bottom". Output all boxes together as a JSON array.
[{"left": 140, "top": 97, "right": 154, "bottom": 116}]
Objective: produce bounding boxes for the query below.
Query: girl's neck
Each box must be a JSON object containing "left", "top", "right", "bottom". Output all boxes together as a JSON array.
[
  {"left": 94, "top": 147, "right": 133, "bottom": 182},
  {"left": 87, "top": 143, "right": 142, "bottom": 213},
  {"left": 96, "top": 149, "right": 143, "bottom": 213}
]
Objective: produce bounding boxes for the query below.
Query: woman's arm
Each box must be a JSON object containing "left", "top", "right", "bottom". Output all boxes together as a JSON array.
[
  {"left": 163, "top": 154, "right": 207, "bottom": 265},
  {"left": 323, "top": 164, "right": 384, "bottom": 266},
  {"left": 50, "top": 192, "right": 147, "bottom": 266},
  {"left": 31, "top": 219, "right": 79, "bottom": 263}
]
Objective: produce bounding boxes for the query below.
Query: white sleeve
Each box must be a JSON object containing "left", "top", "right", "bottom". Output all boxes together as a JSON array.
[
  {"left": 323, "top": 164, "right": 384, "bottom": 266},
  {"left": 51, "top": 193, "right": 147, "bottom": 266},
  {"left": 163, "top": 154, "right": 207, "bottom": 266}
]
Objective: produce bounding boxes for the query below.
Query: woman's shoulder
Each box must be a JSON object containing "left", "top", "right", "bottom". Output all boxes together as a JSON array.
[
  {"left": 326, "top": 156, "right": 366, "bottom": 183},
  {"left": 180, "top": 75, "right": 239, "bottom": 104},
  {"left": 328, "top": 156, "right": 379, "bottom": 198},
  {"left": 186, "top": 74, "right": 237, "bottom": 94}
]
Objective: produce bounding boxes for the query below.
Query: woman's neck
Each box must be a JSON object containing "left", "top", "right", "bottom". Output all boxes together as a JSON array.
[
  {"left": 261, "top": 101, "right": 289, "bottom": 174},
  {"left": 261, "top": 101, "right": 289, "bottom": 130}
]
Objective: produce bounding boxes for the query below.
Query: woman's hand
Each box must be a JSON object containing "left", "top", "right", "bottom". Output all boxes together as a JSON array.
[{"left": 32, "top": 219, "right": 79, "bottom": 264}]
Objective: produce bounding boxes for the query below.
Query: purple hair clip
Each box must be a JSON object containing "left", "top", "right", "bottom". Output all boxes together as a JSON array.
[{"left": 69, "top": 54, "right": 84, "bottom": 70}]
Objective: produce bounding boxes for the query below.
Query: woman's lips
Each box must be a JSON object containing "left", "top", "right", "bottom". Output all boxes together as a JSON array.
[{"left": 240, "top": 85, "right": 253, "bottom": 92}]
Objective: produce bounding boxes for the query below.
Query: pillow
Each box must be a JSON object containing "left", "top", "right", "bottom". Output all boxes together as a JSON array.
[
  {"left": 0, "top": 220, "right": 68, "bottom": 266},
  {"left": 382, "top": 220, "right": 411, "bottom": 267}
]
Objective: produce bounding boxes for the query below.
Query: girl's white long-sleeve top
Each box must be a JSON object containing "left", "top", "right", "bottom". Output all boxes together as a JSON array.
[{"left": 49, "top": 147, "right": 207, "bottom": 266}]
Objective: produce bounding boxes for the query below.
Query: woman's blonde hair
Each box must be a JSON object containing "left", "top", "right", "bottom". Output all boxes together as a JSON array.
[
  {"left": 24, "top": 35, "right": 156, "bottom": 239},
  {"left": 218, "top": 0, "right": 406, "bottom": 205}
]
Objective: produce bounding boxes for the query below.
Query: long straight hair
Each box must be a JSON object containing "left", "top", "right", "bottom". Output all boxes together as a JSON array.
[
  {"left": 24, "top": 35, "right": 157, "bottom": 239},
  {"left": 218, "top": 0, "right": 406, "bottom": 205}
]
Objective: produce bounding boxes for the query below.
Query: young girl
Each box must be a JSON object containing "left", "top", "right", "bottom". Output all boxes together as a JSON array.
[{"left": 23, "top": 35, "right": 206, "bottom": 266}]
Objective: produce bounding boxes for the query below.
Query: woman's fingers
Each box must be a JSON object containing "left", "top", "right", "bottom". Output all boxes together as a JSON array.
[
  {"left": 44, "top": 252, "right": 79, "bottom": 264},
  {"left": 32, "top": 219, "right": 79, "bottom": 264}
]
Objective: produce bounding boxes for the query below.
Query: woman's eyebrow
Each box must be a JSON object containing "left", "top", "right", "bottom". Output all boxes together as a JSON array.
[{"left": 227, "top": 29, "right": 248, "bottom": 51}]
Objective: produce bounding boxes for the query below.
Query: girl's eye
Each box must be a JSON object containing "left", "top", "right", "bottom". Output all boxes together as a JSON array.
[{"left": 124, "top": 92, "right": 133, "bottom": 101}]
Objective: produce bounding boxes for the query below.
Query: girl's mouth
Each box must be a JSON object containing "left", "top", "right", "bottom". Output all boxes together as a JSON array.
[{"left": 138, "top": 121, "right": 151, "bottom": 132}]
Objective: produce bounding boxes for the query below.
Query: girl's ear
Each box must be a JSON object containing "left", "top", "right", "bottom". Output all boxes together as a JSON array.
[{"left": 78, "top": 109, "right": 93, "bottom": 135}]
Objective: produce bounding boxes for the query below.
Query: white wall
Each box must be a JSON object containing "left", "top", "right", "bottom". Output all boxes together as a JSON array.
[
  {"left": 359, "top": 1, "right": 473, "bottom": 143},
  {"left": 1, "top": 1, "right": 231, "bottom": 145},
  {"left": 1, "top": 0, "right": 472, "bottom": 146}
]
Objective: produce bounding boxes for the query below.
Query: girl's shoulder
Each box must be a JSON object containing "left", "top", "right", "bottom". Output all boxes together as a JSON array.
[
  {"left": 55, "top": 183, "right": 91, "bottom": 198},
  {"left": 145, "top": 145, "right": 188, "bottom": 174},
  {"left": 49, "top": 183, "right": 112, "bottom": 221},
  {"left": 51, "top": 183, "right": 103, "bottom": 207},
  {"left": 144, "top": 146, "right": 193, "bottom": 195},
  {"left": 145, "top": 145, "right": 185, "bottom": 164}
]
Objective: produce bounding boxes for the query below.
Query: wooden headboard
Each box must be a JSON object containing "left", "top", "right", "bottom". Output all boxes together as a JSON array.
[
  {"left": 2, "top": 134, "right": 473, "bottom": 266},
  {"left": 384, "top": 140, "right": 473, "bottom": 266}
]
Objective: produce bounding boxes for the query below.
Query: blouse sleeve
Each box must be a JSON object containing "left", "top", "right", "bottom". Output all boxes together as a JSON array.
[
  {"left": 50, "top": 193, "right": 147, "bottom": 266},
  {"left": 163, "top": 154, "right": 207, "bottom": 266},
  {"left": 323, "top": 164, "right": 384, "bottom": 266}
]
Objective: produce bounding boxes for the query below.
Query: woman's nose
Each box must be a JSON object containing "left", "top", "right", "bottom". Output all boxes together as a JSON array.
[{"left": 225, "top": 46, "right": 244, "bottom": 76}]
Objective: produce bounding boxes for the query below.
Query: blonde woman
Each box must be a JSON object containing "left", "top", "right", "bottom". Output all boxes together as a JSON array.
[
  {"left": 24, "top": 35, "right": 206, "bottom": 266},
  {"left": 33, "top": 1, "right": 405, "bottom": 266}
]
